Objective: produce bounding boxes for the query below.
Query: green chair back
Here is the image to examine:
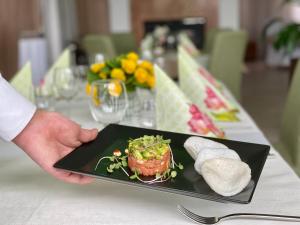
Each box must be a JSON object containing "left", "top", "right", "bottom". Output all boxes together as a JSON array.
[
  {"left": 111, "top": 32, "right": 137, "bottom": 55},
  {"left": 208, "top": 31, "right": 248, "bottom": 100},
  {"left": 82, "top": 34, "right": 116, "bottom": 60},
  {"left": 203, "top": 28, "right": 231, "bottom": 54},
  {"left": 279, "top": 60, "right": 300, "bottom": 174}
]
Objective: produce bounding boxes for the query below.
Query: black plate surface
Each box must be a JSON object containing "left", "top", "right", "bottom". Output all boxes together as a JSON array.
[{"left": 54, "top": 124, "right": 269, "bottom": 204}]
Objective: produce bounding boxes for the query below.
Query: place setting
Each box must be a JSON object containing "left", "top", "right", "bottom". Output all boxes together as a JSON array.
[{"left": 2, "top": 1, "right": 300, "bottom": 224}]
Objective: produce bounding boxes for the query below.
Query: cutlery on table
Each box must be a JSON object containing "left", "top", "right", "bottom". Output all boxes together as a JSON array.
[{"left": 177, "top": 205, "right": 300, "bottom": 224}]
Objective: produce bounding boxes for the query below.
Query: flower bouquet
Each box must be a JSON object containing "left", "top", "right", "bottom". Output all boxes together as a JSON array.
[{"left": 86, "top": 52, "right": 155, "bottom": 93}]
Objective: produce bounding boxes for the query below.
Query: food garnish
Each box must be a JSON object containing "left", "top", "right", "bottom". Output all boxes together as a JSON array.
[{"left": 95, "top": 135, "right": 184, "bottom": 184}]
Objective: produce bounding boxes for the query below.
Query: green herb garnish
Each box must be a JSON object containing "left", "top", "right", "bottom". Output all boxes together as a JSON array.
[{"left": 94, "top": 135, "right": 184, "bottom": 184}]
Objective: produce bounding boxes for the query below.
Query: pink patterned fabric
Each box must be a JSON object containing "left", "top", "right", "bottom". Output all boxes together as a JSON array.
[
  {"left": 188, "top": 104, "right": 224, "bottom": 138},
  {"left": 204, "top": 86, "right": 227, "bottom": 110},
  {"left": 198, "top": 67, "right": 219, "bottom": 89}
]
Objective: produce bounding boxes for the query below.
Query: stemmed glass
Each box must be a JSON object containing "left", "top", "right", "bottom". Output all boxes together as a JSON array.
[
  {"left": 89, "top": 79, "right": 128, "bottom": 125},
  {"left": 53, "top": 67, "right": 81, "bottom": 115}
]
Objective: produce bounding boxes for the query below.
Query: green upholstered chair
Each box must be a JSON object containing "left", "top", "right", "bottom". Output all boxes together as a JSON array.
[
  {"left": 203, "top": 28, "right": 231, "bottom": 54},
  {"left": 111, "top": 32, "right": 137, "bottom": 55},
  {"left": 208, "top": 31, "right": 248, "bottom": 100},
  {"left": 82, "top": 34, "right": 116, "bottom": 60},
  {"left": 203, "top": 28, "right": 221, "bottom": 54},
  {"left": 276, "top": 60, "right": 300, "bottom": 175}
]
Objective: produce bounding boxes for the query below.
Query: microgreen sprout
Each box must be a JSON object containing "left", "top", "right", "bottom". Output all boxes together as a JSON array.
[{"left": 94, "top": 137, "right": 184, "bottom": 184}]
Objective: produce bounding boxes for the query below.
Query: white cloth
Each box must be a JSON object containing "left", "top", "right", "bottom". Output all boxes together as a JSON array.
[
  {"left": 0, "top": 74, "right": 36, "bottom": 141},
  {"left": 0, "top": 89, "right": 299, "bottom": 225}
]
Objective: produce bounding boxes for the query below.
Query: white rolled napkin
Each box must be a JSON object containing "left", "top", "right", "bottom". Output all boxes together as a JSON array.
[
  {"left": 194, "top": 148, "right": 240, "bottom": 175},
  {"left": 184, "top": 136, "right": 228, "bottom": 160},
  {"left": 183, "top": 136, "right": 251, "bottom": 196},
  {"left": 201, "top": 158, "right": 251, "bottom": 196}
]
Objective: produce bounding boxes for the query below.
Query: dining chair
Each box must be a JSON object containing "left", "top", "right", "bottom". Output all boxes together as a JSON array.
[
  {"left": 111, "top": 32, "right": 137, "bottom": 55},
  {"left": 276, "top": 60, "right": 300, "bottom": 175},
  {"left": 203, "top": 28, "right": 231, "bottom": 54},
  {"left": 208, "top": 30, "right": 248, "bottom": 100},
  {"left": 82, "top": 34, "right": 116, "bottom": 60}
]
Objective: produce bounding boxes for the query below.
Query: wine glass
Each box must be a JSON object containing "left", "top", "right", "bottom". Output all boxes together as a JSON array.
[
  {"left": 73, "top": 65, "right": 89, "bottom": 100},
  {"left": 53, "top": 67, "right": 81, "bottom": 115},
  {"left": 89, "top": 79, "right": 128, "bottom": 124},
  {"left": 54, "top": 67, "right": 80, "bottom": 100}
]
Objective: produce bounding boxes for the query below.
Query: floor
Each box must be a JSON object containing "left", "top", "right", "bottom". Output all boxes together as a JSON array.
[{"left": 241, "top": 61, "right": 290, "bottom": 145}]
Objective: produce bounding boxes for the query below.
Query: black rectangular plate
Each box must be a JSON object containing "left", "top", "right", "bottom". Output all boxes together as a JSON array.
[{"left": 54, "top": 124, "right": 269, "bottom": 204}]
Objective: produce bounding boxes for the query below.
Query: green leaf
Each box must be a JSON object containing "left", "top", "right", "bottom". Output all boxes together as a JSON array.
[
  {"left": 171, "top": 171, "right": 177, "bottom": 178},
  {"left": 122, "top": 160, "right": 128, "bottom": 167},
  {"left": 87, "top": 71, "right": 99, "bottom": 84},
  {"left": 178, "top": 163, "right": 184, "bottom": 170},
  {"left": 115, "top": 162, "right": 121, "bottom": 169},
  {"left": 101, "top": 66, "right": 111, "bottom": 74},
  {"left": 107, "top": 167, "right": 113, "bottom": 173},
  {"left": 273, "top": 23, "right": 300, "bottom": 55},
  {"left": 129, "top": 174, "right": 137, "bottom": 179},
  {"left": 109, "top": 164, "right": 115, "bottom": 170},
  {"left": 109, "top": 156, "right": 115, "bottom": 162}
]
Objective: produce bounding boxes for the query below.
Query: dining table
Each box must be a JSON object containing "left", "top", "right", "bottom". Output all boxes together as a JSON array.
[{"left": 0, "top": 84, "right": 300, "bottom": 225}]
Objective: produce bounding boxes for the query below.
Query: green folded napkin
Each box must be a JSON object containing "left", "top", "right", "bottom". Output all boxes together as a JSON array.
[
  {"left": 10, "top": 62, "right": 34, "bottom": 102},
  {"left": 178, "top": 33, "right": 201, "bottom": 57},
  {"left": 178, "top": 45, "right": 222, "bottom": 90},
  {"left": 154, "top": 65, "right": 224, "bottom": 138},
  {"left": 44, "top": 47, "right": 71, "bottom": 92},
  {"left": 178, "top": 47, "right": 239, "bottom": 122}
]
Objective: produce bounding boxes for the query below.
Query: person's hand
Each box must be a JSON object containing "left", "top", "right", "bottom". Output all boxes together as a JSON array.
[{"left": 13, "top": 110, "right": 98, "bottom": 184}]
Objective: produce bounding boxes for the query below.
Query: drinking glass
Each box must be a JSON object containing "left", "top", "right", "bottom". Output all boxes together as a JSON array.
[
  {"left": 89, "top": 79, "right": 128, "bottom": 124},
  {"left": 53, "top": 67, "right": 81, "bottom": 101},
  {"left": 73, "top": 65, "right": 89, "bottom": 100},
  {"left": 34, "top": 83, "right": 55, "bottom": 111},
  {"left": 137, "top": 88, "right": 156, "bottom": 128}
]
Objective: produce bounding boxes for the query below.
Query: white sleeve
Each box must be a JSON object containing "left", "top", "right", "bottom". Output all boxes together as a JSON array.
[{"left": 0, "top": 74, "right": 36, "bottom": 141}]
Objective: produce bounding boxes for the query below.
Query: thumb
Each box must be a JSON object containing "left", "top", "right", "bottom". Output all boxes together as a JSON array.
[{"left": 79, "top": 128, "right": 98, "bottom": 143}]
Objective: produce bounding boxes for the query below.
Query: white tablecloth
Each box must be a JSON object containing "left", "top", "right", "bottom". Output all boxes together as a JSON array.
[{"left": 0, "top": 97, "right": 300, "bottom": 225}]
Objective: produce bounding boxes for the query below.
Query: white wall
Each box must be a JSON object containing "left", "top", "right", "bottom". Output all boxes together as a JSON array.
[
  {"left": 108, "top": 0, "right": 131, "bottom": 33},
  {"left": 218, "top": 0, "right": 240, "bottom": 30}
]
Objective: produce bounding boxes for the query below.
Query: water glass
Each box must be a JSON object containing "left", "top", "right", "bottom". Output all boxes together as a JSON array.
[
  {"left": 137, "top": 88, "right": 156, "bottom": 128},
  {"left": 53, "top": 67, "right": 81, "bottom": 100},
  {"left": 89, "top": 79, "right": 128, "bottom": 124},
  {"left": 34, "top": 84, "right": 54, "bottom": 111}
]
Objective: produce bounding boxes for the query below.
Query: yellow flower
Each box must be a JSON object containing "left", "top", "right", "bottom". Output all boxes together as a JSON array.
[
  {"left": 111, "top": 68, "right": 126, "bottom": 81},
  {"left": 85, "top": 83, "right": 91, "bottom": 95},
  {"left": 140, "top": 60, "right": 153, "bottom": 73},
  {"left": 90, "top": 63, "right": 105, "bottom": 73},
  {"left": 146, "top": 75, "right": 155, "bottom": 89},
  {"left": 121, "top": 59, "right": 137, "bottom": 74},
  {"left": 134, "top": 67, "right": 149, "bottom": 84},
  {"left": 127, "top": 52, "right": 139, "bottom": 62},
  {"left": 93, "top": 97, "right": 101, "bottom": 106},
  {"left": 92, "top": 86, "right": 101, "bottom": 106},
  {"left": 99, "top": 72, "right": 107, "bottom": 79},
  {"left": 108, "top": 80, "right": 123, "bottom": 97}
]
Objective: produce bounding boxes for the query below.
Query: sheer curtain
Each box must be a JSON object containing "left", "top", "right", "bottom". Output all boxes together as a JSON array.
[{"left": 41, "top": 0, "right": 78, "bottom": 65}]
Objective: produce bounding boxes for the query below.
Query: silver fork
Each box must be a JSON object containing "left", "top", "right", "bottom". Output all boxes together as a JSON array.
[{"left": 177, "top": 205, "right": 300, "bottom": 224}]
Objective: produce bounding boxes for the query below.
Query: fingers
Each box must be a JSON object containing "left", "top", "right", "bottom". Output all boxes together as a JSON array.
[
  {"left": 65, "top": 174, "right": 94, "bottom": 184},
  {"left": 53, "top": 169, "right": 94, "bottom": 184},
  {"left": 78, "top": 128, "right": 98, "bottom": 143}
]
